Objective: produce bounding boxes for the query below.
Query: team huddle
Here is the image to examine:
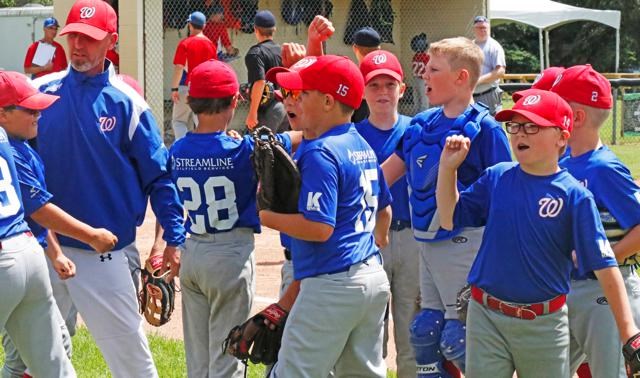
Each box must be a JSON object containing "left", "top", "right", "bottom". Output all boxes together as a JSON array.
[{"left": 0, "top": 0, "right": 640, "bottom": 377}]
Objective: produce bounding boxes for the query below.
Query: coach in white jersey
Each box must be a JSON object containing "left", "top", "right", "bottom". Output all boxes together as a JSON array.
[{"left": 32, "top": 1, "right": 186, "bottom": 377}]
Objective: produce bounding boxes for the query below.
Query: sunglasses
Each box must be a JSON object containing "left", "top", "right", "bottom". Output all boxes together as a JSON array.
[
  {"left": 281, "top": 88, "right": 301, "bottom": 101},
  {"left": 15, "top": 106, "right": 40, "bottom": 116}
]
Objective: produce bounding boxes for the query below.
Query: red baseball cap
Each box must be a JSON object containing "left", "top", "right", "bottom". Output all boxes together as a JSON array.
[
  {"left": 512, "top": 67, "right": 565, "bottom": 102},
  {"left": 60, "top": 0, "right": 118, "bottom": 41},
  {"left": 496, "top": 89, "right": 573, "bottom": 132},
  {"left": 550, "top": 64, "right": 612, "bottom": 109},
  {"left": 265, "top": 57, "right": 316, "bottom": 84},
  {"left": 0, "top": 71, "right": 59, "bottom": 110},
  {"left": 275, "top": 55, "right": 365, "bottom": 109},
  {"left": 360, "top": 50, "right": 403, "bottom": 84},
  {"left": 188, "top": 60, "right": 239, "bottom": 99}
]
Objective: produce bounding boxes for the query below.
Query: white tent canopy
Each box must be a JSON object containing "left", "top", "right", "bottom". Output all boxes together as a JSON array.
[{"left": 489, "top": 0, "right": 621, "bottom": 71}]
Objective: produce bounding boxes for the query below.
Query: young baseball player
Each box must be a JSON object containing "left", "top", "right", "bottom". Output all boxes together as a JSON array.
[
  {"left": 170, "top": 11, "right": 216, "bottom": 141},
  {"left": 550, "top": 64, "right": 640, "bottom": 378},
  {"left": 381, "top": 37, "right": 511, "bottom": 377},
  {"left": 261, "top": 54, "right": 393, "bottom": 377},
  {"left": 436, "top": 89, "right": 640, "bottom": 378},
  {"left": 32, "top": 1, "right": 186, "bottom": 376},
  {"left": 1, "top": 68, "right": 121, "bottom": 376},
  {"left": 411, "top": 33, "right": 430, "bottom": 113},
  {"left": 354, "top": 49, "right": 419, "bottom": 378},
  {"left": 170, "top": 59, "right": 300, "bottom": 378},
  {"left": 0, "top": 70, "right": 76, "bottom": 377}
]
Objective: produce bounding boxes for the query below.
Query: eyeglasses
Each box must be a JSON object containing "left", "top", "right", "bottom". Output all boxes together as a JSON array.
[
  {"left": 505, "top": 121, "right": 543, "bottom": 135},
  {"left": 281, "top": 88, "right": 301, "bottom": 101}
]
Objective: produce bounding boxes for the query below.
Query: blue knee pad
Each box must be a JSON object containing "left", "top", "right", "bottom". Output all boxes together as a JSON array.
[
  {"left": 410, "top": 309, "right": 450, "bottom": 378},
  {"left": 440, "top": 319, "right": 467, "bottom": 373}
]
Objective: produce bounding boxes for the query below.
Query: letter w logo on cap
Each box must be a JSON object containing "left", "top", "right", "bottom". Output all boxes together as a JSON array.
[
  {"left": 522, "top": 95, "right": 541, "bottom": 106},
  {"left": 372, "top": 54, "right": 387, "bottom": 65},
  {"left": 80, "top": 7, "right": 96, "bottom": 19}
]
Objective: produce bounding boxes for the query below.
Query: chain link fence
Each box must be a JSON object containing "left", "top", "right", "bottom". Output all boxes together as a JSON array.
[{"left": 142, "top": 0, "right": 484, "bottom": 144}]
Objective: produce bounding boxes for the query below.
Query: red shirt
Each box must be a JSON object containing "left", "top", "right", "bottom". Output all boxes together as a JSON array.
[
  {"left": 23, "top": 40, "right": 68, "bottom": 78},
  {"left": 412, "top": 52, "right": 430, "bottom": 78},
  {"left": 203, "top": 21, "right": 232, "bottom": 50},
  {"left": 173, "top": 35, "right": 217, "bottom": 84},
  {"left": 106, "top": 48, "right": 120, "bottom": 67}
]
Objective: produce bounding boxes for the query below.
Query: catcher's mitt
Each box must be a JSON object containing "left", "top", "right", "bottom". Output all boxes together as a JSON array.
[
  {"left": 251, "top": 126, "right": 301, "bottom": 213},
  {"left": 139, "top": 255, "right": 176, "bottom": 327},
  {"left": 623, "top": 332, "right": 640, "bottom": 377},
  {"left": 223, "top": 303, "right": 288, "bottom": 365},
  {"left": 456, "top": 284, "right": 471, "bottom": 324}
]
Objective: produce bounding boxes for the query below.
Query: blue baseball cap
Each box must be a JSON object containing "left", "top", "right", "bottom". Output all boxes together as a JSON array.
[
  {"left": 43, "top": 17, "right": 59, "bottom": 29},
  {"left": 353, "top": 27, "right": 381, "bottom": 47},
  {"left": 474, "top": 15, "right": 489, "bottom": 24},
  {"left": 187, "top": 11, "right": 206, "bottom": 27},
  {"left": 254, "top": 10, "right": 276, "bottom": 28}
]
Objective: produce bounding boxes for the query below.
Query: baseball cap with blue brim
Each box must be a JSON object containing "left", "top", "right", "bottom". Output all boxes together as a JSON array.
[
  {"left": 187, "top": 12, "right": 206, "bottom": 27},
  {"left": 44, "top": 17, "right": 59, "bottom": 29},
  {"left": 474, "top": 16, "right": 489, "bottom": 24}
]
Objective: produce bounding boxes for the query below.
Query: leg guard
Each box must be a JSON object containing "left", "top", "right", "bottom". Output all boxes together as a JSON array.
[
  {"left": 410, "top": 309, "right": 450, "bottom": 378},
  {"left": 440, "top": 319, "right": 466, "bottom": 373}
]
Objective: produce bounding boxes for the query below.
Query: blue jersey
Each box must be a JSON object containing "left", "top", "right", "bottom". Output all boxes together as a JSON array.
[
  {"left": 396, "top": 105, "right": 511, "bottom": 241},
  {"left": 291, "top": 124, "right": 392, "bottom": 280},
  {"left": 0, "top": 128, "right": 30, "bottom": 239},
  {"left": 560, "top": 145, "right": 640, "bottom": 278},
  {"left": 33, "top": 63, "right": 186, "bottom": 250},
  {"left": 9, "top": 137, "right": 51, "bottom": 247},
  {"left": 355, "top": 115, "right": 412, "bottom": 223},
  {"left": 170, "top": 132, "right": 291, "bottom": 235},
  {"left": 455, "top": 162, "right": 617, "bottom": 303}
]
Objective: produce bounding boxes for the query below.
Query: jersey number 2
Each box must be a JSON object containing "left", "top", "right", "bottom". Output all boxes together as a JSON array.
[{"left": 177, "top": 176, "right": 239, "bottom": 233}]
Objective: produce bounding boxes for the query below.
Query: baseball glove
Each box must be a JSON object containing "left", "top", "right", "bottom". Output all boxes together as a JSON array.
[
  {"left": 139, "top": 255, "right": 176, "bottom": 327},
  {"left": 456, "top": 284, "right": 471, "bottom": 324},
  {"left": 623, "top": 332, "right": 640, "bottom": 377},
  {"left": 251, "top": 126, "right": 301, "bottom": 214},
  {"left": 223, "top": 303, "right": 288, "bottom": 365}
]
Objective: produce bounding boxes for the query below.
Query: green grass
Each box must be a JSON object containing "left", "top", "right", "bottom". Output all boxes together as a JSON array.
[{"left": 0, "top": 327, "right": 398, "bottom": 377}]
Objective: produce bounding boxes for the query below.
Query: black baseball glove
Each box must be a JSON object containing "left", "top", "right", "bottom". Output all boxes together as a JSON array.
[
  {"left": 623, "top": 332, "right": 640, "bottom": 377},
  {"left": 251, "top": 126, "right": 301, "bottom": 214},
  {"left": 138, "top": 255, "right": 176, "bottom": 327},
  {"left": 223, "top": 303, "right": 288, "bottom": 365}
]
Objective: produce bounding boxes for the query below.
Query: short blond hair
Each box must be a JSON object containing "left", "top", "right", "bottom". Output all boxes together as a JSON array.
[
  {"left": 428, "top": 37, "right": 484, "bottom": 87},
  {"left": 569, "top": 101, "right": 611, "bottom": 130}
]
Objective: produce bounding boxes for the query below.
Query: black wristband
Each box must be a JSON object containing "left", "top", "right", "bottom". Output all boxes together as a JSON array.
[{"left": 171, "top": 87, "right": 179, "bottom": 92}]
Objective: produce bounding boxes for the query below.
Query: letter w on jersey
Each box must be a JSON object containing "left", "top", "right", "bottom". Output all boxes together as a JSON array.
[{"left": 538, "top": 196, "right": 563, "bottom": 218}]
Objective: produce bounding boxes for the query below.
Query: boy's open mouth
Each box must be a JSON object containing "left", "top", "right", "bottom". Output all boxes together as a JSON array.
[{"left": 517, "top": 143, "right": 530, "bottom": 151}]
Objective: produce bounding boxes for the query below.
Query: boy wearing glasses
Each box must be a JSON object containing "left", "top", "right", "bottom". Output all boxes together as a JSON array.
[
  {"left": 381, "top": 37, "right": 510, "bottom": 377},
  {"left": 436, "top": 89, "right": 640, "bottom": 377},
  {"left": 552, "top": 65, "right": 640, "bottom": 378},
  {"left": 355, "top": 50, "right": 419, "bottom": 378},
  {"left": 168, "top": 60, "right": 300, "bottom": 378}
]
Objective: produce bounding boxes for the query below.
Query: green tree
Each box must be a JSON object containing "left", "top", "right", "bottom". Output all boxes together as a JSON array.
[
  {"left": 0, "top": 0, "right": 16, "bottom": 7},
  {"left": 493, "top": 23, "right": 540, "bottom": 73}
]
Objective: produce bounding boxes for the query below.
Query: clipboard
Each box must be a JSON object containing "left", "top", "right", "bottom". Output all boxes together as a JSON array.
[{"left": 32, "top": 42, "right": 56, "bottom": 67}]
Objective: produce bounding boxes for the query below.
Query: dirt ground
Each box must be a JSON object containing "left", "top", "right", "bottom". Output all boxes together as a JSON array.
[{"left": 136, "top": 206, "right": 398, "bottom": 373}]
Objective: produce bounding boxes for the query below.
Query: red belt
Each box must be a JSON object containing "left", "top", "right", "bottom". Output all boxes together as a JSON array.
[{"left": 471, "top": 286, "right": 566, "bottom": 321}]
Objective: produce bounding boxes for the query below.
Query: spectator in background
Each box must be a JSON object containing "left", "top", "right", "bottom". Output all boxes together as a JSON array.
[
  {"left": 411, "top": 32, "right": 429, "bottom": 113},
  {"left": 472, "top": 15, "right": 506, "bottom": 115},
  {"left": 351, "top": 26, "right": 381, "bottom": 123},
  {"left": 23, "top": 17, "right": 68, "bottom": 78},
  {"left": 170, "top": 11, "right": 216, "bottom": 141},
  {"left": 203, "top": 3, "right": 239, "bottom": 62},
  {"left": 245, "top": 10, "right": 288, "bottom": 132}
]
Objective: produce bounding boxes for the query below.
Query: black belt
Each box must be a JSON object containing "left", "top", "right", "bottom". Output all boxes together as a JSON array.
[
  {"left": 389, "top": 219, "right": 411, "bottom": 232},
  {"left": 284, "top": 248, "right": 292, "bottom": 261},
  {"left": 473, "top": 87, "right": 497, "bottom": 97},
  {"left": 323, "top": 252, "right": 382, "bottom": 275}
]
